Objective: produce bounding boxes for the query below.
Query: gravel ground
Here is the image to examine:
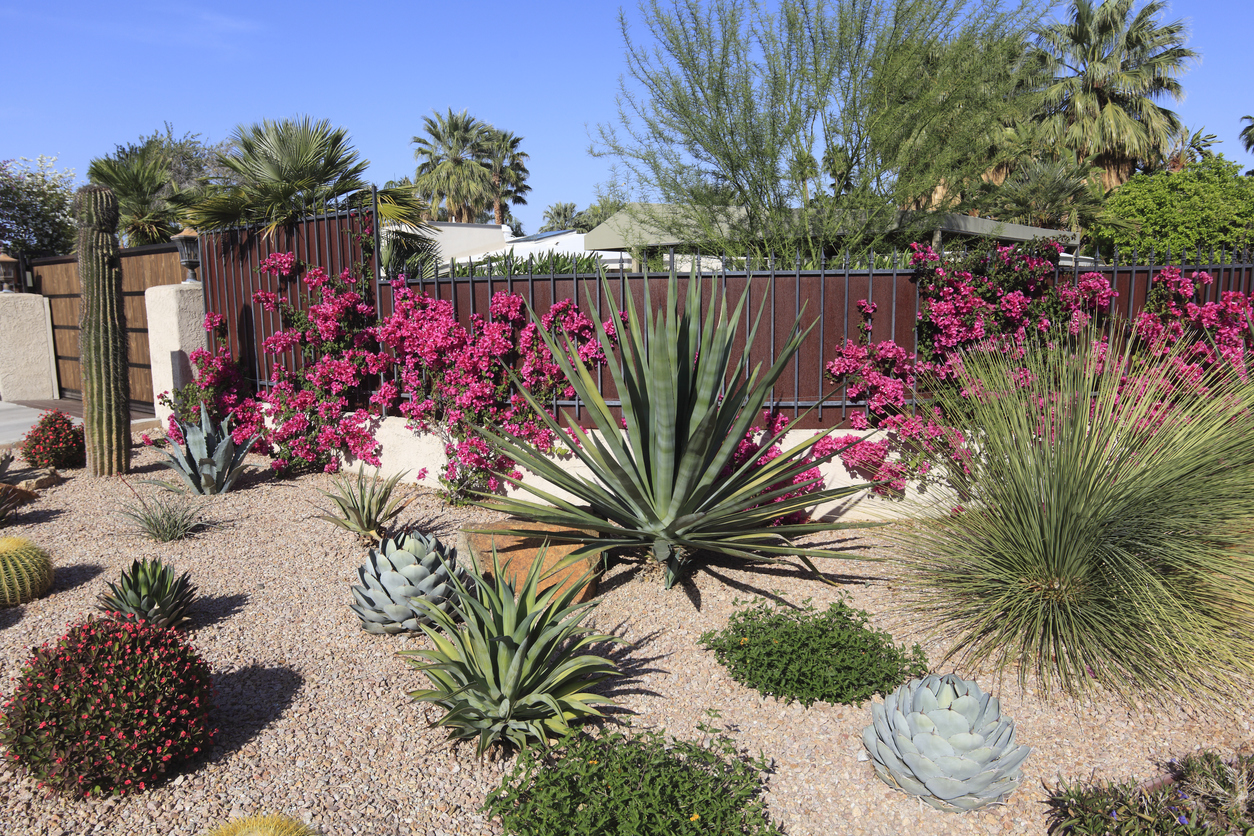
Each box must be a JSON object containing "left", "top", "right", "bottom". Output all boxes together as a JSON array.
[{"left": 2, "top": 440, "right": 1253, "bottom": 836}]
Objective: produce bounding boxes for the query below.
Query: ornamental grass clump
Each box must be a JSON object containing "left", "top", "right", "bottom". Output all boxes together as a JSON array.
[
  {"left": 890, "top": 323, "right": 1254, "bottom": 703},
  {"left": 479, "top": 269, "right": 874, "bottom": 588},
  {"left": 482, "top": 726, "right": 783, "bottom": 836},
  {"left": 0, "top": 617, "right": 215, "bottom": 796},
  {"left": 699, "top": 597, "right": 927, "bottom": 706},
  {"left": 19, "top": 410, "right": 85, "bottom": 469}
]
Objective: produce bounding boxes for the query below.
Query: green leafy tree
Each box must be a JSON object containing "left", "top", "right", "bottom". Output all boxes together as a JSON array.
[
  {"left": 1088, "top": 155, "right": 1254, "bottom": 258},
  {"left": 539, "top": 201, "right": 579, "bottom": 232},
  {"left": 188, "top": 116, "right": 429, "bottom": 237},
  {"left": 1031, "top": 0, "right": 1197, "bottom": 191},
  {"left": 592, "top": 0, "right": 1045, "bottom": 257},
  {"left": 0, "top": 156, "right": 76, "bottom": 258}
]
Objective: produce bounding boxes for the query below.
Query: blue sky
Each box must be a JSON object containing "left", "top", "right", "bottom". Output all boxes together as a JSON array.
[{"left": 4, "top": 0, "right": 1251, "bottom": 235}]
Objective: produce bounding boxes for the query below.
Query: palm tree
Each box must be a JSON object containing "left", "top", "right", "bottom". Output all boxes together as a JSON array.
[
  {"left": 1241, "top": 116, "right": 1254, "bottom": 175},
  {"left": 412, "top": 109, "right": 494, "bottom": 224},
  {"left": 481, "top": 129, "right": 531, "bottom": 227},
  {"left": 1032, "top": 0, "right": 1197, "bottom": 191},
  {"left": 87, "top": 147, "right": 182, "bottom": 246},
  {"left": 186, "top": 116, "right": 429, "bottom": 238},
  {"left": 539, "top": 202, "right": 579, "bottom": 232}
]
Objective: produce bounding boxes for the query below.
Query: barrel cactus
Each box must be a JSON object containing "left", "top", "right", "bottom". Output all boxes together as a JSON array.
[
  {"left": 96, "top": 557, "right": 196, "bottom": 629},
  {"left": 862, "top": 673, "right": 1031, "bottom": 811},
  {"left": 350, "top": 532, "right": 465, "bottom": 634},
  {"left": 205, "top": 813, "right": 321, "bottom": 836},
  {"left": 0, "top": 537, "right": 54, "bottom": 606},
  {"left": 75, "top": 184, "right": 130, "bottom": 477}
]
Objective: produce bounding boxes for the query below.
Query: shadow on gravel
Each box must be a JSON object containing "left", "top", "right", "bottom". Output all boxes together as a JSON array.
[
  {"left": 194, "top": 592, "right": 250, "bottom": 629},
  {"left": 13, "top": 507, "right": 66, "bottom": 527},
  {"left": 51, "top": 562, "right": 105, "bottom": 594},
  {"left": 0, "top": 606, "right": 22, "bottom": 631},
  {"left": 208, "top": 664, "right": 303, "bottom": 760},
  {"left": 585, "top": 624, "right": 668, "bottom": 715}
]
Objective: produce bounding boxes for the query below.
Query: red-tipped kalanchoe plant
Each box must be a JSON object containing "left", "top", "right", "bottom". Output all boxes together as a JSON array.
[{"left": 0, "top": 617, "right": 215, "bottom": 796}]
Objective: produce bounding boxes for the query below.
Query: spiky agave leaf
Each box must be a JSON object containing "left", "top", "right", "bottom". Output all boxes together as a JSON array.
[
  {"left": 158, "top": 403, "right": 258, "bottom": 495},
  {"left": 96, "top": 557, "right": 196, "bottom": 629},
  {"left": 476, "top": 269, "right": 879, "bottom": 587},
  {"left": 316, "top": 469, "right": 410, "bottom": 543},
  {"left": 400, "top": 544, "right": 621, "bottom": 755}
]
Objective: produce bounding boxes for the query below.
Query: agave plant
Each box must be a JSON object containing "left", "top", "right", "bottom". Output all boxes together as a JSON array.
[
  {"left": 862, "top": 674, "right": 1031, "bottom": 811},
  {"left": 401, "top": 545, "right": 621, "bottom": 755},
  {"left": 159, "top": 404, "right": 258, "bottom": 494},
  {"left": 478, "top": 269, "right": 874, "bottom": 587},
  {"left": 96, "top": 557, "right": 196, "bottom": 629},
  {"left": 350, "top": 531, "right": 466, "bottom": 633},
  {"left": 0, "top": 449, "right": 12, "bottom": 479},
  {"left": 316, "top": 469, "right": 410, "bottom": 543}
]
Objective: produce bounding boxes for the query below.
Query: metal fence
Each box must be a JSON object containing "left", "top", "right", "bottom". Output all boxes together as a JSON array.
[{"left": 197, "top": 209, "right": 1254, "bottom": 431}]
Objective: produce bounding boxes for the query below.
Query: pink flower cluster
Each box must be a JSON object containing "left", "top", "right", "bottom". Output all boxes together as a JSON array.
[{"left": 717, "top": 410, "right": 836, "bottom": 526}]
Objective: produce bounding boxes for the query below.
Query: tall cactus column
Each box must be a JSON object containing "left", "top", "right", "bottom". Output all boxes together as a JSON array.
[{"left": 75, "top": 185, "right": 130, "bottom": 476}]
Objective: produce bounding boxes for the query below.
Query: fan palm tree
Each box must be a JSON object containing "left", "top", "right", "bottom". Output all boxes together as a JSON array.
[
  {"left": 1241, "top": 116, "right": 1254, "bottom": 175},
  {"left": 412, "top": 109, "right": 494, "bottom": 224},
  {"left": 186, "top": 116, "right": 428, "bottom": 239},
  {"left": 87, "top": 148, "right": 182, "bottom": 246},
  {"left": 482, "top": 129, "right": 531, "bottom": 227},
  {"left": 539, "top": 202, "right": 579, "bottom": 232},
  {"left": 1032, "top": 0, "right": 1197, "bottom": 191}
]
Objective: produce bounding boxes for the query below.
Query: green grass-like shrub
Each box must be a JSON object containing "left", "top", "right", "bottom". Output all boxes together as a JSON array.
[
  {"left": 118, "top": 490, "right": 209, "bottom": 542},
  {"left": 1045, "top": 752, "right": 1254, "bottom": 834},
  {"left": 19, "top": 409, "right": 84, "bottom": 469},
  {"left": 890, "top": 324, "right": 1254, "bottom": 703},
  {"left": 699, "top": 597, "right": 927, "bottom": 706},
  {"left": 0, "top": 616, "right": 215, "bottom": 796},
  {"left": 482, "top": 726, "right": 783, "bottom": 836}
]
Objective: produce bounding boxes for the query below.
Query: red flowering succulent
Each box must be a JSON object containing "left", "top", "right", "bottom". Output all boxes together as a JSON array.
[
  {"left": 19, "top": 410, "right": 85, "bottom": 469},
  {"left": 0, "top": 617, "right": 216, "bottom": 797}
]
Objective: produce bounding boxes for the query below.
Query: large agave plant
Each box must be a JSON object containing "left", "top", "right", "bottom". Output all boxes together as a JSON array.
[
  {"left": 401, "top": 545, "right": 621, "bottom": 755},
  {"left": 96, "top": 557, "right": 196, "bottom": 629},
  {"left": 862, "top": 674, "right": 1031, "bottom": 811},
  {"left": 350, "top": 531, "right": 466, "bottom": 634},
  {"left": 159, "top": 403, "right": 258, "bottom": 494},
  {"left": 479, "top": 270, "right": 874, "bottom": 588}
]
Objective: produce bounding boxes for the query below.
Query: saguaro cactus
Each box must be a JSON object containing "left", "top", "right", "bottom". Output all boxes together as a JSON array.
[{"left": 75, "top": 185, "right": 130, "bottom": 475}]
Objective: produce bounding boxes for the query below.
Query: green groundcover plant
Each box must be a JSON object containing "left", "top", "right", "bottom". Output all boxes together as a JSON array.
[
  {"left": 1045, "top": 752, "right": 1254, "bottom": 835},
  {"left": 482, "top": 724, "right": 783, "bottom": 836},
  {"left": 699, "top": 597, "right": 927, "bottom": 706},
  {"left": 889, "top": 322, "right": 1254, "bottom": 704}
]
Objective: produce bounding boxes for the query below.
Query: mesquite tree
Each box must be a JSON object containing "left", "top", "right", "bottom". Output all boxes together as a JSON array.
[{"left": 74, "top": 184, "right": 130, "bottom": 475}]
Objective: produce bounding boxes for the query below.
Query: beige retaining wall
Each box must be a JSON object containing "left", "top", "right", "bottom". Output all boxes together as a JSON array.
[{"left": 0, "top": 293, "right": 59, "bottom": 401}]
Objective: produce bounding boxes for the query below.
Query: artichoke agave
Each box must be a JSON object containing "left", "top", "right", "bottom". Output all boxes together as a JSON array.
[
  {"left": 96, "top": 557, "right": 196, "bottom": 629},
  {"left": 350, "top": 531, "right": 465, "bottom": 634},
  {"left": 862, "top": 674, "right": 1030, "bottom": 811},
  {"left": 159, "top": 403, "right": 258, "bottom": 494},
  {"left": 401, "top": 545, "right": 621, "bottom": 755}
]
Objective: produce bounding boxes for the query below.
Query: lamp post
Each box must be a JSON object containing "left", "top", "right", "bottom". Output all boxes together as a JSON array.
[
  {"left": 0, "top": 252, "right": 17, "bottom": 293},
  {"left": 171, "top": 227, "right": 200, "bottom": 284}
]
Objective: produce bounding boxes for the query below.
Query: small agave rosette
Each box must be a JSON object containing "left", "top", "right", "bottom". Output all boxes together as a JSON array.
[
  {"left": 350, "top": 532, "right": 465, "bottom": 634},
  {"left": 861, "top": 673, "right": 1030, "bottom": 811}
]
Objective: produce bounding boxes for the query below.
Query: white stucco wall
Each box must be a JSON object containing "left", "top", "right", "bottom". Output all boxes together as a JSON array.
[
  {"left": 145, "top": 282, "right": 207, "bottom": 425},
  {"left": 0, "top": 293, "right": 59, "bottom": 400}
]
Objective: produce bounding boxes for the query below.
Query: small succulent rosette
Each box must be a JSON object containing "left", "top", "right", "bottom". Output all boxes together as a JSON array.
[{"left": 862, "top": 673, "right": 1030, "bottom": 811}]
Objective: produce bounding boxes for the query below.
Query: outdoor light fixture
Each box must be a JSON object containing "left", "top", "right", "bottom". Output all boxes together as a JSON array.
[
  {"left": 0, "top": 252, "right": 17, "bottom": 293},
  {"left": 171, "top": 227, "right": 201, "bottom": 283}
]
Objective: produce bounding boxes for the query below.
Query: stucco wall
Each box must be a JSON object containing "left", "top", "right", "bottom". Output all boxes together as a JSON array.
[
  {"left": 145, "top": 282, "right": 207, "bottom": 425},
  {"left": 0, "top": 293, "right": 58, "bottom": 400}
]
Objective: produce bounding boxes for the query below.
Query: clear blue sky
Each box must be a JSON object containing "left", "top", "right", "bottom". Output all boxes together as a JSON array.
[{"left": 3, "top": 0, "right": 1251, "bottom": 236}]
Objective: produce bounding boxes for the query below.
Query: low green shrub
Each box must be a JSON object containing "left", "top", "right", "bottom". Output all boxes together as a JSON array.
[
  {"left": 118, "top": 489, "right": 208, "bottom": 542},
  {"left": 19, "top": 410, "right": 84, "bottom": 469},
  {"left": 1045, "top": 752, "right": 1254, "bottom": 835},
  {"left": 699, "top": 597, "right": 927, "bottom": 706},
  {"left": 482, "top": 725, "right": 783, "bottom": 836},
  {"left": 0, "top": 616, "right": 215, "bottom": 796}
]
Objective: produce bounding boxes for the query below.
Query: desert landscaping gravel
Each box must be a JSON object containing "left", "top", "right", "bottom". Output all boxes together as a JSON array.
[{"left": 2, "top": 440, "right": 1253, "bottom": 836}]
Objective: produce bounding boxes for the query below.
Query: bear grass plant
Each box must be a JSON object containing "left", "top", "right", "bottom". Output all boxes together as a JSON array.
[
  {"left": 1045, "top": 752, "right": 1254, "bottom": 835},
  {"left": 0, "top": 616, "right": 215, "bottom": 796},
  {"left": 482, "top": 721, "right": 783, "bottom": 836},
  {"left": 699, "top": 597, "right": 927, "bottom": 706}
]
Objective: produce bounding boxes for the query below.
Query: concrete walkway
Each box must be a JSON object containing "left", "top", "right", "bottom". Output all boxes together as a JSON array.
[{"left": 0, "top": 400, "right": 159, "bottom": 448}]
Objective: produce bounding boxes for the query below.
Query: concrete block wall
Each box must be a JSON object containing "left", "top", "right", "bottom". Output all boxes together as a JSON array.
[
  {"left": 145, "top": 282, "right": 208, "bottom": 427},
  {"left": 0, "top": 293, "right": 59, "bottom": 401}
]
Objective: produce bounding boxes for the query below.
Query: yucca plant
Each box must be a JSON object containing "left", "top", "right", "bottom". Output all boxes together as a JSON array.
[
  {"left": 96, "top": 557, "right": 196, "bottom": 630},
  {"left": 478, "top": 270, "right": 875, "bottom": 588},
  {"left": 159, "top": 403, "right": 258, "bottom": 494},
  {"left": 890, "top": 323, "right": 1254, "bottom": 703},
  {"left": 401, "top": 545, "right": 621, "bottom": 756},
  {"left": 315, "top": 469, "right": 410, "bottom": 543}
]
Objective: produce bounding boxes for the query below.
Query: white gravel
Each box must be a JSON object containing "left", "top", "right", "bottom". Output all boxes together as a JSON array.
[{"left": 2, "top": 440, "right": 1252, "bottom": 836}]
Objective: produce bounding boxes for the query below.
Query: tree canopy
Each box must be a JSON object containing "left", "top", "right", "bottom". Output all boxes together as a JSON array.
[
  {"left": 0, "top": 156, "right": 76, "bottom": 258},
  {"left": 411, "top": 110, "right": 532, "bottom": 226},
  {"left": 1088, "top": 155, "right": 1254, "bottom": 259},
  {"left": 592, "top": 0, "right": 1047, "bottom": 256}
]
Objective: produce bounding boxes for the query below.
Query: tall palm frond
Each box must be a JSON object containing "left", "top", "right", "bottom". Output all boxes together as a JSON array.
[
  {"left": 412, "top": 109, "right": 494, "bottom": 224},
  {"left": 87, "top": 150, "right": 181, "bottom": 245},
  {"left": 482, "top": 129, "right": 531, "bottom": 226},
  {"left": 539, "top": 202, "right": 579, "bottom": 232}
]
